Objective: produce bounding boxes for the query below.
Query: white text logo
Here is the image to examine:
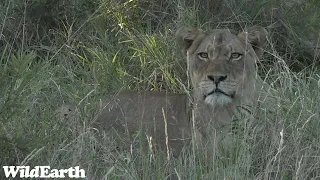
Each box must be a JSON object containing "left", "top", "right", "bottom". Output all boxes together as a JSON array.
[{"left": 3, "top": 166, "right": 85, "bottom": 178}]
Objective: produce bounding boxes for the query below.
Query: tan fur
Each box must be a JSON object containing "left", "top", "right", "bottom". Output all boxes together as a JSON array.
[{"left": 93, "top": 91, "right": 190, "bottom": 156}]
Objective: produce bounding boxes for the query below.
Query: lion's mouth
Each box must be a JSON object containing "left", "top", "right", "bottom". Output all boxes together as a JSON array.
[{"left": 204, "top": 88, "right": 235, "bottom": 99}]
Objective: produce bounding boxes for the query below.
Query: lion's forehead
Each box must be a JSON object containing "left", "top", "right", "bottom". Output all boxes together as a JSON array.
[{"left": 196, "top": 31, "right": 245, "bottom": 54}]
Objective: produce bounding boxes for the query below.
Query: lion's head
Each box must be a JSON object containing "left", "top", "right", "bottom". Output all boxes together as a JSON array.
[{"left": 177, "top": 26, "right": 267, "bottom": 108}]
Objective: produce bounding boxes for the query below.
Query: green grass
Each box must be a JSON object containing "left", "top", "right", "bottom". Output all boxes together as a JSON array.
[{"left": 1, "top": 0, "right": 320, "bottom": 179}]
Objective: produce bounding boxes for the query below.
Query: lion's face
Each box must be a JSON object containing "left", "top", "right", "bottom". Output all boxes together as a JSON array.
[{"left": 177, "top": 27, "right": 267, "bottom": 107}]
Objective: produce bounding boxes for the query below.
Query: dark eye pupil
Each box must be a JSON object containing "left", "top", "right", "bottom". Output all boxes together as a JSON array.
[{"left": 199, "top": 53, "right": 208, "bottom": 58}]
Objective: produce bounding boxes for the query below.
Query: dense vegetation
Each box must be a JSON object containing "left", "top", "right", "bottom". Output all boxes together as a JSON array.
[{"left": 1, "top": 0, "right": 320, "bottom": 179}]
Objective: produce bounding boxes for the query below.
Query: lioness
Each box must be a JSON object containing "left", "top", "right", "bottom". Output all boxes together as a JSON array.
[{"left": 59, "top": 26, "right": 273, "bottom": 156}]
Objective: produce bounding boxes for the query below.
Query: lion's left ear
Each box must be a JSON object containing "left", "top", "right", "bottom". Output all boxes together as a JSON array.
[
  {"left": 176, "top": 27, "right": 203, "bottom": 55},
  {"left": 238, "top": 26, "right": 268, "bottom": 58}
]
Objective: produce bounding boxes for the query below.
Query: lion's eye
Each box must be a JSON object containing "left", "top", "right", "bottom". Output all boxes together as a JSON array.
[
  {"left": 230, "top": 53, "right": 242, "bottom": 61},
  {"left": 197, "top": 52, "right": 209, "bottom": 60}
]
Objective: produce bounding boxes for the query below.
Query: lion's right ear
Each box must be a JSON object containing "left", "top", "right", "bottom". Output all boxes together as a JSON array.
[
  {"left": 176, "top": 27, "right": 203, "bottom": 55},
  {"left": 238, "top": 26, "right": 268, "bottom": 59}
]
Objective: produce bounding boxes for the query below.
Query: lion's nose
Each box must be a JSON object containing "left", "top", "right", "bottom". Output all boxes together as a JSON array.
[{"left": 207, "top": 75, "right": 227, "bottom": 84}]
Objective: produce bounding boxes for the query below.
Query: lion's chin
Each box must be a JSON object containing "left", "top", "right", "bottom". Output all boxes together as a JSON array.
[{"left": 204, "top": 93, "right": 232, "bottom": 107}]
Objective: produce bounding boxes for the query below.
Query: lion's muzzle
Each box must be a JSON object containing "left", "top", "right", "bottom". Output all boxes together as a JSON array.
[{"left": 200, "top": 74, "right": 237, "bottom": 107}]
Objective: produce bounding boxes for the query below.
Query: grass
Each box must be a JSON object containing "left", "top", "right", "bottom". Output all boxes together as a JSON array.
[{"left": 1, "top": 0, "right": 320, "bottom": 179}]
